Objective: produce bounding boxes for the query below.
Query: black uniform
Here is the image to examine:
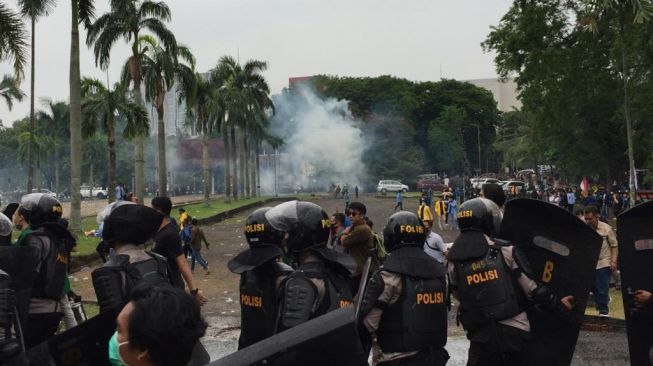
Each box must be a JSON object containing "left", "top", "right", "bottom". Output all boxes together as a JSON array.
[{"left": 359, "top": 211, "right": 449, "bottom": 366}]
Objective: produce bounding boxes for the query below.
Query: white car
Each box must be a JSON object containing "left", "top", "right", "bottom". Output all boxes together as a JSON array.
[
  {"left": 472, "top": 178, "right": 500, "bottom": 190},
  {"left": 31, "top": 188, "right": 57, "bottom": 198},
  {"left": 80, "top": 186, "right": 108, "bottom": 199},
  {"left": 377, "top": 180, "right": 409, "bottom": 195},
  {"left": 501, "top": 180, "right": 526, "bottom": 193}
]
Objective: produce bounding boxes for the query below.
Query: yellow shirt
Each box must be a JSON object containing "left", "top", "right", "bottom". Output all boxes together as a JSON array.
[
  {"left": 418, "top": 204, "right": 433, "bottom": 222},
  {"left": 434, "top": 201, "right": 446, "bottom": 216},
  {"left": 179, "top": 212, "right": 188, "bottom": 229}
]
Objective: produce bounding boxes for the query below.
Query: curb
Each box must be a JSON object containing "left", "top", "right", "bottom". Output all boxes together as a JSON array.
[
  {"left": 70, "top": 196, "right": 296, "bottom": 271},
  {"left": 581, "top": 314, "right": 627, "bottom": 332}
]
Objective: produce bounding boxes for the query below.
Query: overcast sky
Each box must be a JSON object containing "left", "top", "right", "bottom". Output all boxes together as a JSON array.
[{"left": 0, "top": 0, "right": 512, "bottom": 126}]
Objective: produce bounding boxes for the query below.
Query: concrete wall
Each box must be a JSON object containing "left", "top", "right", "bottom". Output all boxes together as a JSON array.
[{"left": 466, "top": 78, "right": 521, "bottom": 112}]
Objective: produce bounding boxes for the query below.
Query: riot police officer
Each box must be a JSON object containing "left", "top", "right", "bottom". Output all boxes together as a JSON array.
[
  {"left": 265, "top": 200, "right": 365, "bottom": 365},
  {"left": 447, "top": 198, "right": 574, "bottom": 366},
  {"left": 12, "top": 193, "right": 74, "bottom": 348},
  {"left": 227, "top": 207, "right": 292, "bottom": 350},
  {"left": 92, "top": 202, "right": 171, "bottom": 313},
  {"left": 359, "top": 211, "right": 449, "bottom": 365}
]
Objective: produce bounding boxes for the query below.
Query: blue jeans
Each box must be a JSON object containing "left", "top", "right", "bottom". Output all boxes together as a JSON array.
[
  {"left": 593, "top": 267, "right": 612, "bottom": 314},
  {"left": 190, "top": 248, "right": 208, "bottom": 271}
]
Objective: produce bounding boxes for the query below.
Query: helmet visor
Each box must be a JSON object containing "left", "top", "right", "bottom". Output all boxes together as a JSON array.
[
  {"left": 264, "top": 200, "right": 299, "bottom": 232},
  {"left": 97, "top": 201, "right": 136, "bottom": 224}
]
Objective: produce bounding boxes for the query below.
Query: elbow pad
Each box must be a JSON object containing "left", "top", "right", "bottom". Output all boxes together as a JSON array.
[
  {"left": 358, "top": 270, "right": 386, "bottom": 319},
  {"left": 279, "top": 274, "right": 318, "bottom": 330},
  {"left": 92, "top": 267, "right": 126, "bottom": 313},
  {"left": 531, "top": 285, "right": 570, "bottom": 317}
]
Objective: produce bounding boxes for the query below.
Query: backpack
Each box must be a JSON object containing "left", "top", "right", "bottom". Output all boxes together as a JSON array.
[{"left": 180, "top": 224, "right": 192, "bottom": 244}]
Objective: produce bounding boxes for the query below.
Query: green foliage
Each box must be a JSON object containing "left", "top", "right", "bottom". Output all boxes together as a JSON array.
[{"left": 0, "top": 4, "right": 28, "bottom": 81}]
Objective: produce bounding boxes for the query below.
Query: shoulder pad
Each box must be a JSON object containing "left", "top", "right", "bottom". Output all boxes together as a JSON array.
[
  {"left": 145, "top": 250, "right": 168, "bottom": 263},
  {"left": 91, "top": 266, "right": 126, "bottom": 313},
  {"left": 104, "top": 254, "right": 130, "bottom": 268},
  {"left": 280, "top": 272, "right": 318, "bottom": 329},
  {"left": 273, "top": 261, "right": 293, "bottom": 275},
  {"left": 358, "top": 270, "right": 386, "bottom": 318},
  {"left": 512, "top": 246, "right": 534, "bottom": 279}
]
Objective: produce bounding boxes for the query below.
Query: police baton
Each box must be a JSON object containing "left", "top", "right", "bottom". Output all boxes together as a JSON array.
[{"left": 355, "top": 257, "right": 372, "bottom": 319}]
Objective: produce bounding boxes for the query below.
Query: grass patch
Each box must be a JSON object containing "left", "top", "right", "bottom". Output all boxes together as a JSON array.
[
  {"left": 71, "top": 196, "right": 269, "bottom": 257},
  {"left": 584, "top": 288, "right": 625, "bottom": 319}
]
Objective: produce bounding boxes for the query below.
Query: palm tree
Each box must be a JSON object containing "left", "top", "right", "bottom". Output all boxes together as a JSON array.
[
  {"left": 0, "top": 74, "right": 25, "bottom": 109},
  {"left": 0, "top": 3, "right": 28, "bottom": 80},
  {"left": 210, "top": 56, "right": 274, "bottom": 200},
  {"left": 137, "top": 36, "right": 195, "bottom": 197},
  {"left": 18, "top": 0, "right": 56, "bottom": 193},
  {"left": 81, "top": 77, "right": 149, "bottom": 202},
  {"left": 37, "top": 99, "right": 69, "bottom": 194},
  {"left": 69, "top": 0, "right": 95, "bottom": 231},
  {"left": 87, "top": 0, "right": 178, "bottom": 202},
  {"left": 181, "top": 72, "right": 220, "bottom": 205},
  {"left": 582, "top": 1, "right": 653, "bottom": 206}
]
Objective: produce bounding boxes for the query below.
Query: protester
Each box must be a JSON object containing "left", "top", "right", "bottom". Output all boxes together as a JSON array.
[
  {"left": 178, "top": 208, "right": 188, "bottom": 230},
  {"left": 340, "top": 202, "right": 376, "bottom": 287},
  {"left": 394, "top": 191, "right": 403, "bottom": 211},
  {"left": 343, "top": 190, "right": 351, "bottom": 210},
  {"left": 151, "top": 197, "right": 207, "bottom": 305},
  {"left": 447, "top": 197, "right": 458, "bottom": 230},
  {"left": 329, "top": 212, "right": 346, "bottom": 249},
  {"left": 417, "top": 198, "right": 433, "bottom": 222},
  {"left": 423, "top": 217, "right": 448, "bottom": 264},
  {"left": 434, "top": 197, "right": 447, "bottom": 231},
  {"left": 584, "top": 205, "right": 618, "bottom": 317},
  {"left": 109, "top": 284, "right": 207, "bottom": 366},
  {"left": 355, "top": 185, "right": 359, "bottom": 198},
  {"left": 189, "top": 218, "right": 210, "bottom": 274}
]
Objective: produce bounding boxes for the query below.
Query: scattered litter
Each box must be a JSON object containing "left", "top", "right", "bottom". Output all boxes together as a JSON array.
[
  {"left": 225, "top": 297, "right": 233, "bottom": 303},
  {"left": 223, "top": 291, "right": 228, "bottom": 294},
  {"left": 73, "top": 278, "right": 79, "bottom": 282},
  {"left": 80, "top": 266, "right": 91, "bottom": 272},
  {"left": 221, "top": 311, "right": 226, "bottom": 315},
  {"left": 230, "top": 310, "right": 235, "bottom": 313},
  {"left": 82, "top": 277, "right": 88, "bottom": 281}
]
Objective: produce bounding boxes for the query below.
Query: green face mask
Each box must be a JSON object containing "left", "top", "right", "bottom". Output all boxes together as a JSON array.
[{"left": 108, "top": 331, "right": 130, "bottom": 366}]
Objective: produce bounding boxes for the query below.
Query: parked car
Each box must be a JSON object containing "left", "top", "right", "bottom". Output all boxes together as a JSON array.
[
  {"left": 80, "top": 186, "right": 108, "bottom": 199},
  {"left": 377, "top": 180, "right": 409, "bottom": 195},
  {"left": 471, "top": 178, "right": 500, "bottom": 190},
  {"left": 416, "top": 179, "right": 448, "bottom": 192}
]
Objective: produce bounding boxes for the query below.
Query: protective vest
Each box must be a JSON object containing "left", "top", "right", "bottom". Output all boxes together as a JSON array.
[
  {"left": 238, "top": 261, "right": 292, "bottom": 349},
  {"left": 377, "top": 274, "right": 447, "bottom": 352},
  {"left": 452, "top": 245, "right": 522, "bottom": 332},
  {"left": 92, "top": 251, "right": 170, "bottom": 313},
  {"left": 27, "top": 229, "right": 68, "bottom": 301},
  {"left": 308, "top": 262, "right": 354, "bottom": 316}
]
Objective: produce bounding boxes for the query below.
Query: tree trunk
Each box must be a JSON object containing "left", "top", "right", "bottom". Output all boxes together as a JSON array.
[
  {"left": 202, "top": 119, "right": 210, "bottom": 206},
  {"left": 107, "top": 114, "right": 116, "bottom": 203},
  {"left": 620, "top": 18, "right": 636, "bottom": 207},
  {"left": 239, "top": 130, "right": 246, "bottom": 199},
  {"left": 27, "top": 17, "right": 35, "bottom": 193},
  {"left": 244, "top": 134, "right": 250, "bottom": 198},
  {"left": 255, "top": 144, "right": 261, "bottom": 197},
  {"left": 223, "top": 126, "right": 231, "bottom": 203},
  {"left": 54, "top": 140, "right": 59, "bottom": 195},
  {"left": 230, "top": 126, "right": 238, "bottom": 200},
  {"left": 157, "top": 89, "right": 168, "bottom": 197},
  {"left": 69, "top": 0, "right": 83, "bottom": 231}
]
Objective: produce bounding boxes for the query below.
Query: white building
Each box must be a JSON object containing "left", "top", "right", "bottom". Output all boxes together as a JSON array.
[{"left": 466, "top": 78, "right": 521, "bottom": 112}]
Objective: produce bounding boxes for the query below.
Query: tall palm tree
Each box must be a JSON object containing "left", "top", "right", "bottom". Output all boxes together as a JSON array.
[
  {"left": 81, "top": 77, "right": 149, "bottom": 202},
  {"left": 87, "top": 0, "right": 178, "bottom": 202},
  {"left": 37, "top": 99, "right": 68, "bottom": 194},
  {"left": 18, "top": 0, "right": 56, "bottom": 193},
  {"left": 136, "top": 36, "right": 194, "bottom": 197},
  {"left": 0, "top": 3, "right": 28, "bottom": 81},
  {"left": 68, "top": 0, "right": 95, "bottom": 231},
  {"left": 210, "top": 56, "right": 273, "bottom": 200},
  {"left": 0, "top": 74, "right": 25, "bottom": 109},
  {"left": 181, "top": 72, "right": 220, "bottom": 205}
]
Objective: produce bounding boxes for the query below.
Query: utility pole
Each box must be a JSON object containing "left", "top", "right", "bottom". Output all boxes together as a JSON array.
[{"left": 477, "top": 124, "right": 482, "bottom": 173}]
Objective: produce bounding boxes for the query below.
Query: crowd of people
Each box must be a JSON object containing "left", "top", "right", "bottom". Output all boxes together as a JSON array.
[{"left": 0, "top": 181, "right": 650, "bottom": 365}]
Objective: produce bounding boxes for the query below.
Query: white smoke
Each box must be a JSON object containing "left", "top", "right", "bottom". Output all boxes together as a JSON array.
[{"left": 260, "top": 86, "right": 368, "bottom": 194}]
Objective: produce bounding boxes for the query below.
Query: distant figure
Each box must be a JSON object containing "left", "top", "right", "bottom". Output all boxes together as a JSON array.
[
  {"left": 447, "top": 198, "right": 458, "bottom": 230},
  {"left": 395, "top": 191, "right": 403, "bottom": 211},
  {"left": 115, "top": 182, "right": 124, "bottom": 201},
  {"left": 343, "top": 191, "right": 351, "bottom": 210},
  {"left": 355, "top": 185, "right": 359, "bottom": 198},
  {"left": 335, "top": 185, "right": 341, "bottom": 199},
  {"left": 189, "top": 218, "right": 210, "bottom": 274}
]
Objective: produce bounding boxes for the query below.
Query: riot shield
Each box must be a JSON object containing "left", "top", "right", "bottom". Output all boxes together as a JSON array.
[
  {"left": 9, "top": 308, "right": 118, "bottom": 366},
  {"left": 0, "top": 246, "right": 40, "bottom": 333},
  {"left": 617, "top": 201, "right": 653, "bottom": 366},
  {"left": 499, "top": 198, "right": 602, "bottom": 366},
  {"left": 209, "top": 306, "right": 367, "bottom": 366}
]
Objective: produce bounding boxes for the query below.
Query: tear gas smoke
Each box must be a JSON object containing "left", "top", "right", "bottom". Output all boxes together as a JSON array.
[{"left": 260, "top": 86, "right": 368, "bottom": 194}]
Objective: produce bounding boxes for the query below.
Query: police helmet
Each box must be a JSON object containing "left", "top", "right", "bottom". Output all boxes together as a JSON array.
[
  {"left": 244, "top": 207, "right": 283, "bottom": 247},
  {"left": 100, "top": 201, "right": 164, "bottom": 244},
  {"left": 0, "top": 212, "right": 12, "bottom": 236},
  {"left": 457, "top": 197, "right": 502, "bottom": 236},
  {"left": 383, "top": 211, "right": 425, "bottom": 252},
  {"left": 265, "top": 200, "right": 330, "bottom": 253},
  {"left": 19, "top": 193, "right": 63, "bottom": 227}
]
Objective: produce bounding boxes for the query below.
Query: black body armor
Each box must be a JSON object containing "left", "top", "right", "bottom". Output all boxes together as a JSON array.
[
  {"left": 92, "top": 251, "right": 170, "bottom": 313},
  {"left": 452, "top": 245, "right": 523, "bottom": 332},
  {"left": 25, "top": 229, "right": 68, "bottom": 301},
  {"left": 238, "top": 261, "right": 292, "bottom": 349}
]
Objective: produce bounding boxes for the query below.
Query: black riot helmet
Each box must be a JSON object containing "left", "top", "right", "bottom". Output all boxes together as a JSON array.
[
  {"left": 265, "top": 200, "right": 330, "bottom": 253},
  {"left": 383, "top": 211, "right": 426, "bottom": 252},
  {"left": 99, "top": 201, "right": 164, "bottom": 245},
  {"left": 245, "top": 207, "right": 283, "bottom": 247},
  {"left": 19, "top": 193, "right": 63, "bottom": 227},
  {"left": 457, "top": 197, "right": 502, "bottom": 236}
]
